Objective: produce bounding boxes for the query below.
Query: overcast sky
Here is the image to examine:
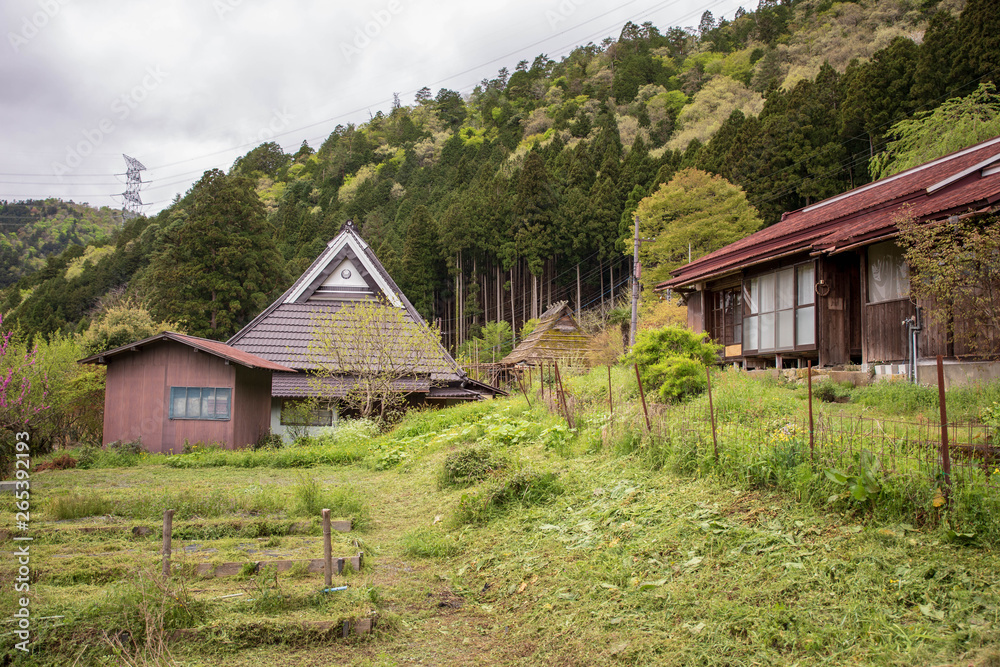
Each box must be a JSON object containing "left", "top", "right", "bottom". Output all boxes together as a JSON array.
[{"left": 1, "top": 0, "right": 749, "bottom": 217}]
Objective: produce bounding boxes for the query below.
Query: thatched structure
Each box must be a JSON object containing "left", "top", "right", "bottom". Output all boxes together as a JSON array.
[{"left": 500, "top": 301, "right": 590, "bottom": 367}]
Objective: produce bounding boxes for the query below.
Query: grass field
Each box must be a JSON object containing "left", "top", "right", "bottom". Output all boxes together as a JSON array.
[{"left": 2, "top": 372, "right": 1000, "bottom": 666}]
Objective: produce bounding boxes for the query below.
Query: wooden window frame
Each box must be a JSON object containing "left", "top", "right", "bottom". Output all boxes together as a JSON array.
[{"left": 742, "top": 261, "right": 817, "bottom": 355}]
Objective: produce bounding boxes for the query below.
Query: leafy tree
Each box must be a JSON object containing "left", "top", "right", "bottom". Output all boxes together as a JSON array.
[
  {"left": 0, "top": 315, "right": 49, "bottom": 473},
  {"left": 635, "top": 168, "right": 762, "bottom": 298},
  {"left": 307, "top": 297, "right": 446, "bottom": 423},
  {"left": 80, "top": 302, "right": 177, "bottom": 356},
  {"left": 232, "top": 142, "right": 289, "bottom": 177},
  {"left": 144, "top": 169, "right": 287, "bottom": 339},
  {"left": 896, "top": 210, "right": 1000, "bottom": 355},
  {"left": 870, "top": 83, "right": 1000, "bottom": 179},
  {"left": 457, "top": 320, "right": 514, "bottom": 364}
]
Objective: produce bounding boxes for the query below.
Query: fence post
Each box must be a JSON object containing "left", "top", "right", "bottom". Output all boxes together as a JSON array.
[
  {"left": 161, "top": 509, "right": 174, "bottom": 578},
  {"left": 322, "top": 509, "right": 333, "bottom": 587},
  {"left": 607, "top": 365, "right": 614, "bottom": 430},
  {"left": 553, "top": 361, "right": 574, "bottom": 429},
  {"left": 936, "top": 355, "right": 952, "bottom": 505},
  {"left": 706, "top": 366, "right": 719, "bottom": 462},
  {"left": 807, "top": 360, "right": 815, "bottom": 461},
  {"left": 516, "top": 370, "right": 532, "bottom": 407},
  {"left": 634, "top": 363, "right": 651, "bottom": 433}
]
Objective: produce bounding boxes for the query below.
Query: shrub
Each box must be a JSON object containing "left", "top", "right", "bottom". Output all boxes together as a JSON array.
[
  {"left": 812, "top": 380, "right": 854, "bottom": 403},
  {"left": 35, "top": 454, "right": 78, "bottom": 472},
  {"left": 653, "top": 356, "right": 709, "bottom": 402},
  {"left": 439, "top": 444, "right": 508, "bottom": 488},
  {"left": 627, "top": 325, "right": 719, "bottom": 401}
]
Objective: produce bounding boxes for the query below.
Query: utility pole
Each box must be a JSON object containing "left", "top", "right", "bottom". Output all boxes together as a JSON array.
[{"left": 630, "top": 214, "right": 640, "bottom": 349}]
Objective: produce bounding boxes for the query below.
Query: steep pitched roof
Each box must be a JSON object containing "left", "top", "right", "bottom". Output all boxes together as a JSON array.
[
  {"left": 229, "top": 221, "right": 490, "bottom": 391},
  {"left": 78, "top": 331, "right": 294, "bottom": 373},
  {"left": 660, "top": 137, "right": 1000, "bottom": 289},
  {"left": 500, "top": 301, "right": 591, "bottom": 366}
]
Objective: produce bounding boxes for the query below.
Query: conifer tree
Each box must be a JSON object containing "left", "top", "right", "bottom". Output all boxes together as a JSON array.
[{"left": 144, "top": 169, "right": 287, "bottom": 339}]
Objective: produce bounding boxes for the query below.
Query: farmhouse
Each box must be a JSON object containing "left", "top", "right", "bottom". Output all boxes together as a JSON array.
[
  {"left": 81, "top": 221, "right": 501, "bottom": 452},
  {"left": 227, "top": 221, "right": 501, "bottom": 441},
  {"left": 658, "top": 137, "right": 1000, "bottom": 385}
]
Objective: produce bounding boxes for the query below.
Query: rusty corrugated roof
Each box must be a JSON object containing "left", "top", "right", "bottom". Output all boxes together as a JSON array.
[
  {"left": 660, "top": 137, "right": 1000, "bottom": 289},
  {"left": 77, "top": 332, "right": 295, "bottom": 373}
]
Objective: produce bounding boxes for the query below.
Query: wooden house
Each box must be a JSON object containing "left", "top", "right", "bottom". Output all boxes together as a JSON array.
[
  {"left": 500, "top": 301, "right": 591, "bottom": 368},
  {"left": 228, "top": 221, "right": 502, "bottom": 441},
  {"left": 79, "top": 332, "right": 293, "bottom": 453},
  {"left": 657, "top": 137, "right": 1000, "bottom": 384}
]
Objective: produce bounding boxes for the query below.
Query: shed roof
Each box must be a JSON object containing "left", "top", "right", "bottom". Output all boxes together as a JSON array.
[
  {"left": 78, "top": 332, "right": 295, "bottom": 372},
  {"left": 500, "top": 301, "right": 591, "bottom": 366},
  {"left": 660, "top": 137, "right": 1000, "bottom": 289}
]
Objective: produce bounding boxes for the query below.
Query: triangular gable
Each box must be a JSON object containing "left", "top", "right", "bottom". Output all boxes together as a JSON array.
[
  {"left": 283, "top": 228, "right": 402, "bottom": 308},
  {"left": 292, "top": 243, "right": 383, "bottom": 303}
]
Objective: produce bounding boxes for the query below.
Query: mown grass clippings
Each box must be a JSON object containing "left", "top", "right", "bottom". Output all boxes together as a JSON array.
[{"left": 400, "top": 527, "right": 461, "bottom": 558}]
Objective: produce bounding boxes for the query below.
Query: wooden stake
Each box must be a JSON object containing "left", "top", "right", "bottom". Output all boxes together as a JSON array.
[
  {"left": 517, "top": 370, "right": 532, "bottom": 407},
  {"left": 634, "top": 363, "right": 651, "bottom": 433},
  {"left": 706, "top": 366, "right": 718, "bottom": 462},
  {"left": 553, "top": 361, "right": 574, "bottom": 429},
  {"left": 322, "top": 509, "right": 333, "bottom": 587},
  {"left": 607, "top": 365, "right": 613, "bottom": 429},
  {"left": 161, "top": 509, "right": 174, "bottom": 578}
]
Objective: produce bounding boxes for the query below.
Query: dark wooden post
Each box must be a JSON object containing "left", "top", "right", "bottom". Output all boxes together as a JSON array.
[
  {"left": 553, "top": 361, "right": 574, "bottom": 429},
  {"left": 161, "top": 509, "right": 174, "bottom": 578},
  {"left": 516, "top": 371, "right": 532, "bottom": 407},
  {"left": 936, "top": 355, "right": 952, "bottom": 504},
  {"left": 706, "top": 366, "right": 718, "bottom": 462},
  {"left": 807, "top": 360, "right": 815, "bottom": 461},
  {"left": 322, "top": 509, "right": 333, "bottom": 587},
  {"left": 634, "top": 363, "right": 651, "bottom": 433}
]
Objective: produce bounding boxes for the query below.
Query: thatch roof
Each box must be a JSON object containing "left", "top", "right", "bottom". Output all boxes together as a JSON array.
[{"left": 500, "top": 301, "right": 590, "bottom": 367}]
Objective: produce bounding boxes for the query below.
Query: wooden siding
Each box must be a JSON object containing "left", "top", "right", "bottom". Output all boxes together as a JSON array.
[
  {"left": 818, "top": 254, "right": 861, "bottom": 366},
  {"left": 232, "top": 366, "right": 273, "bottom": 448},
  {"left": 864, "top": 299, "right": 914, "bottom": 363},
  {"left": 687, "top": 291, "right": 704, "bottom": 332},
  {"left": 103, "top": 340, "right": 244, "bottom": 453}
]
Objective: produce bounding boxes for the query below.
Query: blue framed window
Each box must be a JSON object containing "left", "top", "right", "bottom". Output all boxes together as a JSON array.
[{"left": 169, "top": 387, "right": 232, "bottom": 420}]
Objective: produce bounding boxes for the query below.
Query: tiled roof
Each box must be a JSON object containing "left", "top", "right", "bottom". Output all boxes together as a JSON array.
[
  {"left": 228, "top": 222, "right": 502, "bottom": 398},
  {"left": 77, "top": 332, "right": 294, "bottom": 373},
  {"left": 271, "top": 372, "right": 429, "bottom": 398},
  {"left": 501, "top": 301, "right": 591, "bottom": 366},
  {"left": 661, "top": 137, "right": 1000, "bottom": 289}
]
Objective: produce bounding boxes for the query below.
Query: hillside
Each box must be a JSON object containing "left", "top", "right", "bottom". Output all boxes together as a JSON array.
[
  {"left": 3, "top": 0, "right": 996, "bottom": 351},
  {"left": 0, "top": 199, "right": 119, "bottom": 289}
]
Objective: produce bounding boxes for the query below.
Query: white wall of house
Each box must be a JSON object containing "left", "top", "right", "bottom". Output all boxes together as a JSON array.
[{"left": 269, "top": 398, "right": 339, "bottom": 444}]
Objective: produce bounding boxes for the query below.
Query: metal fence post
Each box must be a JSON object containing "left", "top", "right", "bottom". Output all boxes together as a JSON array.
[
  {"left": 706, "top": 366, "right": 719, "bottom": 462},
  {"left": 936, "top": 355, "right": 952, "bottom": 505}
]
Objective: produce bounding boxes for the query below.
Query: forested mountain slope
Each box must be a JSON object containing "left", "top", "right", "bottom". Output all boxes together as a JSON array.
[{"left": 4, "top": 0, "right": 997, "bottom": 354}]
